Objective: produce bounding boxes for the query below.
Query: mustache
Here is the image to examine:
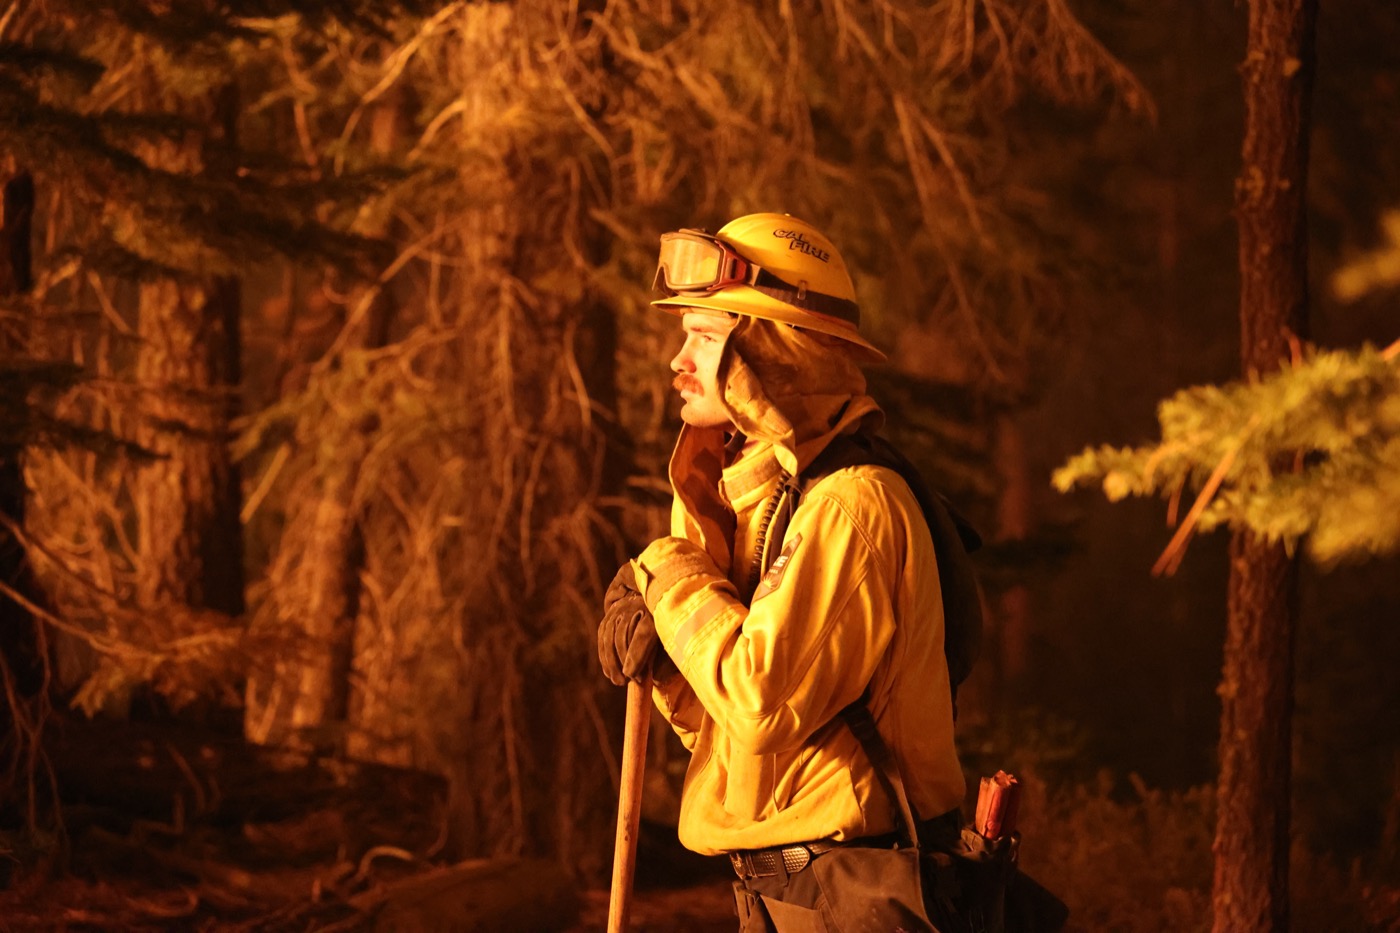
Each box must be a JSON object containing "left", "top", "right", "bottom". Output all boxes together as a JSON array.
[{"left": 673, "top": 374, "right": 704, "bottom": 394}]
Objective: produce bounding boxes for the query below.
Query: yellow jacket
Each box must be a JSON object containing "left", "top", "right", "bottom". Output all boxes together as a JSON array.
[{"left": 633, "top": 317, "right": 964, "bottom": 856}]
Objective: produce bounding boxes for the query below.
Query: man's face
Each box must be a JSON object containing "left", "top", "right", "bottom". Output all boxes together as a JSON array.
[{"left": 670, "top": 311, "right": 736, "bottom": 428}]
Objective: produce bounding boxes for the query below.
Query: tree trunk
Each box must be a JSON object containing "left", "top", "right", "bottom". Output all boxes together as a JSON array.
[
  {"left": 993, "top": 413, "right": 1032, "bottom": 696},
  {"left": 1214, "top": 1, "right": 1315, "bottom": 930},
  {"left": 132, "top": 87, "right": 244, "bottom": 624},
  {"left": 244, "top": 97, "right": 399, "bottom": 751},
  {"left": 1, "top": 169, "right": 49, "bottom": 810},
  {"left": 0, "top": 170, "right": 44, "bottom": 693},
  {"left": 245, "top": 289, "right": 389, "bottom": 750},
  {"left": 133, "top": 273, "right": 243, "bottom": 617},
  {"left": 243, "top": 474, "right": 363, "bottom": 748}
]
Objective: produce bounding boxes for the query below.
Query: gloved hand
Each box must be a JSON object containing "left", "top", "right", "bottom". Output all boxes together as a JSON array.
[
  {"left": 597, "top": 563, "right": 674, "bottom": 686},
  {"left": 633, "top": 536, "right": 717, "bottom": 611}
]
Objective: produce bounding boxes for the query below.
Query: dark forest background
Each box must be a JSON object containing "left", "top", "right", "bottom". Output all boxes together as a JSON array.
[{"left": 0, "top": 1, "right": 1396, "bottom": 930}]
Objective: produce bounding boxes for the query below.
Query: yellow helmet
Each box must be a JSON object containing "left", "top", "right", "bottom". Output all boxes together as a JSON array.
[{"left": 651, "top": 212, "right": 885, "bottom": 361}]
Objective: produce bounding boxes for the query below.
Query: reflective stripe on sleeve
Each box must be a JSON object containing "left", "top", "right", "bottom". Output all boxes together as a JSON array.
[{"left": 671, "top": 591, "right": 728, "bottom": 658}]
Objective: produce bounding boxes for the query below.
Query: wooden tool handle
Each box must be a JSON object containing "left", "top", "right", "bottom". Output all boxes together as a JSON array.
[{"left": 607, "top": 672, "right": 653, "bottom": 933}]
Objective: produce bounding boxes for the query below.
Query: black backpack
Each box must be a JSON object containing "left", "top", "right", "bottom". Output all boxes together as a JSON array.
[{"left": 758, "top": 431, "right": 984, "bottom": 708}]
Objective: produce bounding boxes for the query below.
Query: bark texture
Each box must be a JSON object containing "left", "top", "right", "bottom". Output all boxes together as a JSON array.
[
  {"left": 133, "top": 272, "right": 243, "bottom": 617},
  {"left": 1214, "top": 0, "right": 1315, "bottom": 930},
  {"left": 243, "top": 479, "right": 362, "bottom": 746},
  {"left": 132, "top": 85, "right": 245, "bottom": 623}
]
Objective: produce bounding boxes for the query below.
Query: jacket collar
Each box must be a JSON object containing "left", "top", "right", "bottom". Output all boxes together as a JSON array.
[{"left": 665, "top": 317, "right": 884, "bottom": 571}]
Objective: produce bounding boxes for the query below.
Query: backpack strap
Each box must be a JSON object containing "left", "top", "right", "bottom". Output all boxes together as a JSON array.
[
  {"left": 758, "top": 431, "right": 983, "bottom": 709},
  {"left": 756, "top": 431, "right": 983, "bottom": 848},
  {"left": 839, "top": 700, "right": 925, "bottom": 850}
]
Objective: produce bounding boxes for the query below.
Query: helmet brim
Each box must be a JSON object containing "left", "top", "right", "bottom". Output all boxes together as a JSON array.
[{"left": 652, "top": 287, "right": 887, "bottom": 363}]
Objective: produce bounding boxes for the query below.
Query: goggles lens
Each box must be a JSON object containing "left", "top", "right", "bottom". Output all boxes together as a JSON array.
[{"left": 655, "top": 230, "right": 748, "bottom": 294}]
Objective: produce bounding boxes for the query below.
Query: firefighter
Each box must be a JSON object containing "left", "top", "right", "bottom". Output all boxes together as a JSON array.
[{"left": 598, "top": 213, "right": 964, "bottom": 932}]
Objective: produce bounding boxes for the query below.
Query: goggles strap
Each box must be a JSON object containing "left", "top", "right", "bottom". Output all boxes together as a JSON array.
[
  {"left": 748, "top": 269, "right": 861, "bottom": 327},
  {"left": 657, "top": 232, "right": 862, "bottom": 327}
]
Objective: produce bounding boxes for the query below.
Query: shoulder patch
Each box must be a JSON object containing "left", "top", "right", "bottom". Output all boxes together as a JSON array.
[{"left": 752, "top": 533, "right": 802, "bottom": 603}]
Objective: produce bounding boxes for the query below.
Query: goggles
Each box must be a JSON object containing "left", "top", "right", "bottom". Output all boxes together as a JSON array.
[
  {"left": 653, "top": 229, "right": 756, "bottom": 296},
  {"left": 652, "top": 227, "right": 863, "bottom": 328}
]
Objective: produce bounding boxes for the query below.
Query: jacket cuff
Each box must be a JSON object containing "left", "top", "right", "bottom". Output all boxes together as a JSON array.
[{"left": 633, "top": 537, "right": 715, "bottom": 611}]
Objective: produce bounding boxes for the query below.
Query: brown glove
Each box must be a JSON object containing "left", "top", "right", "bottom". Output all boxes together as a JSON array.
[{"left": 597, "top": 563, "right": 673, "bottom": 686}]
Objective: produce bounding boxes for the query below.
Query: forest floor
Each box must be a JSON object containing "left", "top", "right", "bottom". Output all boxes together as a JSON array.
[
  {"left": 0, "top": 872, "right": 740, "bottom": 932},
  {"left": 566, "top": 880, "right": 737, "bottom": 933},
  {"left": 0, "top": 714, "right": 741, "bottom": 932}
]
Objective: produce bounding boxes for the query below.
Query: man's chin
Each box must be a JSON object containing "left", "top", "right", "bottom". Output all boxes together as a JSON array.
[{"left": 679, "top": 404, "right": 731, "bottom": 429}]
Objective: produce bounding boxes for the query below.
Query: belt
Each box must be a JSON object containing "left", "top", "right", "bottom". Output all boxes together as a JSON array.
[
  {"left": 729, "top": 840, "right": 842, "bottom": 879},
  {"left": 727, "top": 810, "right": 963, "bottom": 880}
]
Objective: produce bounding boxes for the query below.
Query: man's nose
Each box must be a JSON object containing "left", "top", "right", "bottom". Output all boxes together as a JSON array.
[{"left": 670, "top": 347, "right": 693, "bottom": 373}]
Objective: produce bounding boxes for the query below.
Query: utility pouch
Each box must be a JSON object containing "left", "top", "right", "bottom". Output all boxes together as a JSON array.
[
  {"left": 808, "top": 844, "right": 935, "bottom": 933},
  {"left": 922, "top": 827, "right": 1016, "bottom": 933},
  {"left": 922, "top": 828, "right": 1067, "bottom": 933}
]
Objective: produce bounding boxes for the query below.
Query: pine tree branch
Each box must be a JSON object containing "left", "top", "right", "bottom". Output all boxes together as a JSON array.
[{"left": 1054, "top": 342, "right": 1400, "bottom": 565}]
